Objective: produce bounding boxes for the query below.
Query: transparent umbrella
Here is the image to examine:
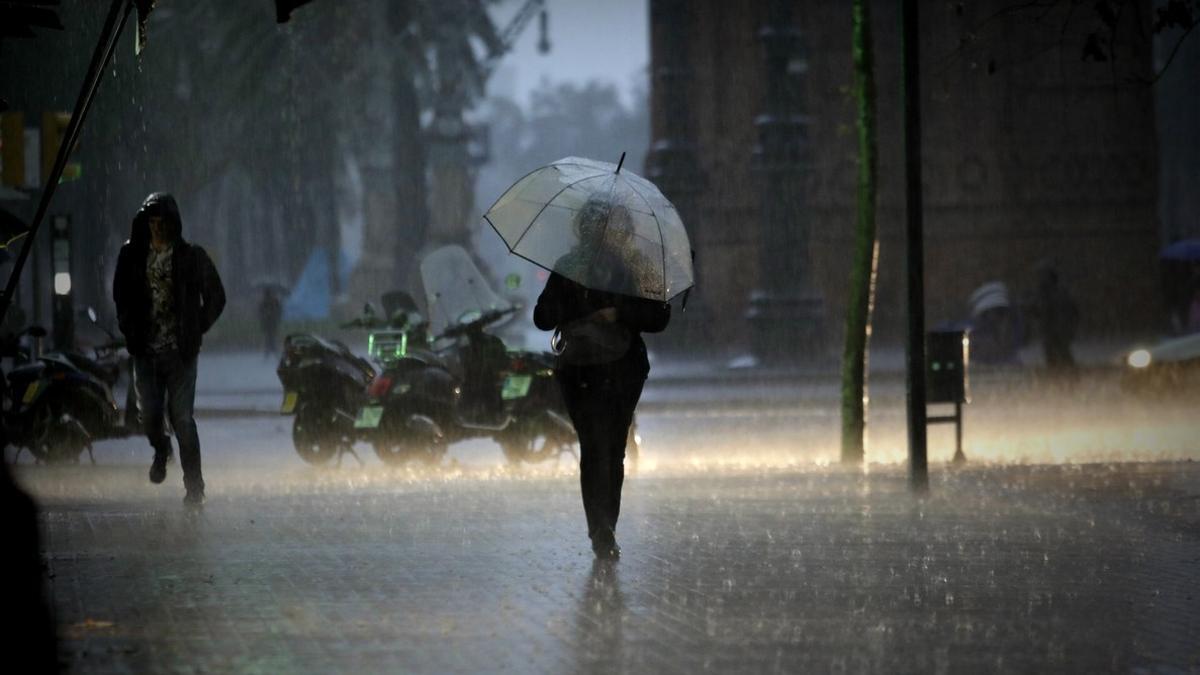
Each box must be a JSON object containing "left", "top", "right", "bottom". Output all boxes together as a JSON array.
[{"left": 483, "top": 155, "right": 694, "bottom": 302}]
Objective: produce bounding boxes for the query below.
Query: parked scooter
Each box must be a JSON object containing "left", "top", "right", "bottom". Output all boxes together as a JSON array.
[
  {"left": 276, "top": 330, "right": 376, "bottom": 466},
  {"left": 1, "top": 323, "right": 47, "bottom": 453},
  {"left": 354, "top": 246, "right": 578, "bottom": 466},
  {"left": 5, "top": 309, "right": 137, "bottom": 464},
  {"left": 356, "top": 305, "right": 577, "bottom": 465}
]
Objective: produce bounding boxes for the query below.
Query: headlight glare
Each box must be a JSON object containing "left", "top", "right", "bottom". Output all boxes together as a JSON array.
[{"left": 1127, "top": 349, "right": 1151, "bottom": 369}]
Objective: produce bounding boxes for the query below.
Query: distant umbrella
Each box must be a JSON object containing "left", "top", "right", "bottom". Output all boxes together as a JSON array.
[{"left": 1159, "top": 238, "right": 1200, "bottom": 262}]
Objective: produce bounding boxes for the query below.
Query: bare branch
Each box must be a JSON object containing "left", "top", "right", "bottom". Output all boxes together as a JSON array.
[{"left": 1133, "top": 20, "right": 1198, "bottom": 84}]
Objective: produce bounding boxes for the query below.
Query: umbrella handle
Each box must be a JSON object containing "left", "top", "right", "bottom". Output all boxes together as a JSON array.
[
  {"left": 550, "top": 327, "right": 565, "bottom": 355},
  {"left": 615, "top": 152, "right": 625, "bottom": 174}
]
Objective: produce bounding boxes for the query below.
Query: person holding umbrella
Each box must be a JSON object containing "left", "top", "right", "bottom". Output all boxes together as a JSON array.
[{"left": 486, "top": 155, "right": 693, "bottom": 560}]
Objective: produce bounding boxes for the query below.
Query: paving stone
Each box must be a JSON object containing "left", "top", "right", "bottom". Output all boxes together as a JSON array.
[{"left": 16, "top": 460, "right": 1198, "bottom": 673}]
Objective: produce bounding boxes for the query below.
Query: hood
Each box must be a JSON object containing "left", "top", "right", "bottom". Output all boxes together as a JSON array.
[{"left": 130, "top": 192, "right": 183, "bottom": 247}]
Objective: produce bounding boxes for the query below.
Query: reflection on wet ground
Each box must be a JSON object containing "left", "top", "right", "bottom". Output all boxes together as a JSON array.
[
  {"left": 11, "top": 370, "right": 1200, "bottom": 672},
  {"left": 20, "top": 457, "right": 1200, "bottom": 673}
]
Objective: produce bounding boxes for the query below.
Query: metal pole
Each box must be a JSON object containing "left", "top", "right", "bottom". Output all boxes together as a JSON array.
[
  {"left": 901, "top": 0, "right": 928, "bottom": 493},
  {"left": 953, "top": 400, "right": 965, "bottom": 463},
  {"left": 0, "top": 0, "right": 133, "bottom": 326}
]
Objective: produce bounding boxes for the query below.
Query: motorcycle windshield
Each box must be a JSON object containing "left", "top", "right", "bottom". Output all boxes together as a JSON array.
[{"left": 419, "top": 245, "right": 514, "bottom": 338}]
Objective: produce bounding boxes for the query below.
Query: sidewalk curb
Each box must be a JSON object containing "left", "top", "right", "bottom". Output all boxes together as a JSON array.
[{"left": 194, "top": 364, "right": 1124, "bottom": 419}]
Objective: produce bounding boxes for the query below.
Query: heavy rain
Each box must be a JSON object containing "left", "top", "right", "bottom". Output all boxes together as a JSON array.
[{"left": 1, "top": 0, "right": 1198, "bottom": 672}]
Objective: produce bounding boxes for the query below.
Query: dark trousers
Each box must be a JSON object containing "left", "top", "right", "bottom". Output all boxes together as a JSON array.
[
  {"left": 134, "top": 351, "right": 203, "bottom": 493},
  {"left": 557, "top": 366, "right": 644, "bottom": 540}
]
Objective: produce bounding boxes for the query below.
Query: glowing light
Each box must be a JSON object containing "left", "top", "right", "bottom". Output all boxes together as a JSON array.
[
  {"left": 54, "top": 272, "right": 71, "bottom": 295},
  {"left": 1127, "top": 349, "right": 1151, "bottom": 369}
]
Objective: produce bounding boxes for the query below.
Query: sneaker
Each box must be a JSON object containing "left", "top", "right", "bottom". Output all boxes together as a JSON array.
[
  {"left": 148, "top": 454, "right": 168, "bottom": 484},
  {"left": 591, "top": 528, "right": 621, "bottom": 560},
  {"left": 183, "top": 490, "right": 205, "bottom": 507}
]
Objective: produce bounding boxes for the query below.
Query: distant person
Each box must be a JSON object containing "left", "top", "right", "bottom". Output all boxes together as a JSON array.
[
  {"left": 966, "top": 281, "right": 1024, "bottom": 365},
  {"left": 259, "top": 287, "right": 283, "bottom": 358},
  {"left": 113, "top": 192, "right": 226, "bottom": 507},
  {"left": 534, "top": 199, "right": 670, "bottom": 560},
  {"left": 1027, "top": 263, "right": 1079, "bottom": 372}
]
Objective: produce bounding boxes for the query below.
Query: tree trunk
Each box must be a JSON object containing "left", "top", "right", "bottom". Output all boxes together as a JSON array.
[{"left": 840, "top": 0, "right": 880, "bottom": 465}]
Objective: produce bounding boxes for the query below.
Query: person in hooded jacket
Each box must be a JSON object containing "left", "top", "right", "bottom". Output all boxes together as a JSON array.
[{"left": 113, "top": 192, "right": 225, "bottom": 506}]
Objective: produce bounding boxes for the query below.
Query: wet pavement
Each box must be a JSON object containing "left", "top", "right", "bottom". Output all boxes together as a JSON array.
[
  {"left": 17, "top": 433, "right": 1200, "bottom": 673},
  {"left": 11, "top": 349, "right": 1200, "bottom": 672}
]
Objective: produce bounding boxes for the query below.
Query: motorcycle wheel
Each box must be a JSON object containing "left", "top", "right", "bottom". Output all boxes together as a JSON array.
[
  {"left": 373, "top": 414, "right": 445, "bottom": 467},
  {"left": 499, "top": 429, "right": 575, "bottom": 464},
  {"left": 25, "top": 402, "right": 89, "bottom": 464},
  {"left": 292, "top": 404, "right": 341, "bottom": 466}
]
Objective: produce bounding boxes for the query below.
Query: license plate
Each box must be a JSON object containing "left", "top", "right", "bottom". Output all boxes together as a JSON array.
[
  {"left": 280, "top": 391, "right": 299, "bottom": 414},
  {"left": 21, "top": 382, "right": 39, "bottom": 404},
  {"left": 354, "top": 406, "right": 384, "bottom": 429},
  {"left": 501, "top": 374, "right": 533, "bottom": 400}
]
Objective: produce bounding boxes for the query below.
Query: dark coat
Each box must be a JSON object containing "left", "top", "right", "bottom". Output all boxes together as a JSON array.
[
  {"left": 533, "top": 272, "right": 670, "bottom": 379},
  {"left": 112, "top": 193, "right": 226, "bottom": 359}
]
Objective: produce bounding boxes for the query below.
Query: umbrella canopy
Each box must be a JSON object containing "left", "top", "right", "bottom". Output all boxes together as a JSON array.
[
  {"left": 483, "top": 156, "right": 693, "bottom": 302},
  {"left": 1160, "top": 238, "right": 1200, "bottom": 262}
]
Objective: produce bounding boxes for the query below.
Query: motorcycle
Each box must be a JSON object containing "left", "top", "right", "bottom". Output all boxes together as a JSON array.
[
  {"left": 276, "top": 330, "right": 377, "bottom": 466},
  {"left": 354, "top": 245, "right": 578, "bottom": 466},
  {"left": 5, "top": 310, "right": 137, "bottom": 464},
  {"left": 1, "top": 323, "right": 46, "bottom": 454},
  {"left": 356, "top": 305, "right": 578, "bottom": 466}
]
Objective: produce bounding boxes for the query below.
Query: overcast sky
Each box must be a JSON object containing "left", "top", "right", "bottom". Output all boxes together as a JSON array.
[{"left": 486, "top": 0, "right": 649, "bottom": 108}]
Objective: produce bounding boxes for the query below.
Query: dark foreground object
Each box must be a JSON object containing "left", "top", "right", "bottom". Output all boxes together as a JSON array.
[
  {"left": 25, "top": 462, "right": 1200, "bottom": 673},
  {"left": 0, "top": 462, "right": 57, "bottom": 672}
]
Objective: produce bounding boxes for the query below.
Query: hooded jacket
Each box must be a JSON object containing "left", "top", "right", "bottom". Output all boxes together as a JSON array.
[{"left": 112, "top": 192, "right": 226, "bottom": 359}]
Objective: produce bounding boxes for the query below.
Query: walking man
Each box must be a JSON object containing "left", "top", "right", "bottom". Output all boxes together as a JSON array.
[{"left": 113, "top": 192, "right": 225, "bottom": 506}]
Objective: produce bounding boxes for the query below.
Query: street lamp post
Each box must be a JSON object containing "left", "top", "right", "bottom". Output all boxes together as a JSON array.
[{"left": 901, "top": 0, "right": 928, "bottom": 493}]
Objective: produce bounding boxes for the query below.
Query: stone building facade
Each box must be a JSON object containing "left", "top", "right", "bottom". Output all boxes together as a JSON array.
[{"left": 647, "top": 0, "right": 1161, "bottom": 358}]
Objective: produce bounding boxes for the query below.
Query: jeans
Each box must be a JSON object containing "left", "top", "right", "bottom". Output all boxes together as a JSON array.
[
  {"left": 134, "top": 351, "right": 203, "bottom": 493},
  {"left": 557, "top": 365, "right": 645, "bottom": 540}
]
